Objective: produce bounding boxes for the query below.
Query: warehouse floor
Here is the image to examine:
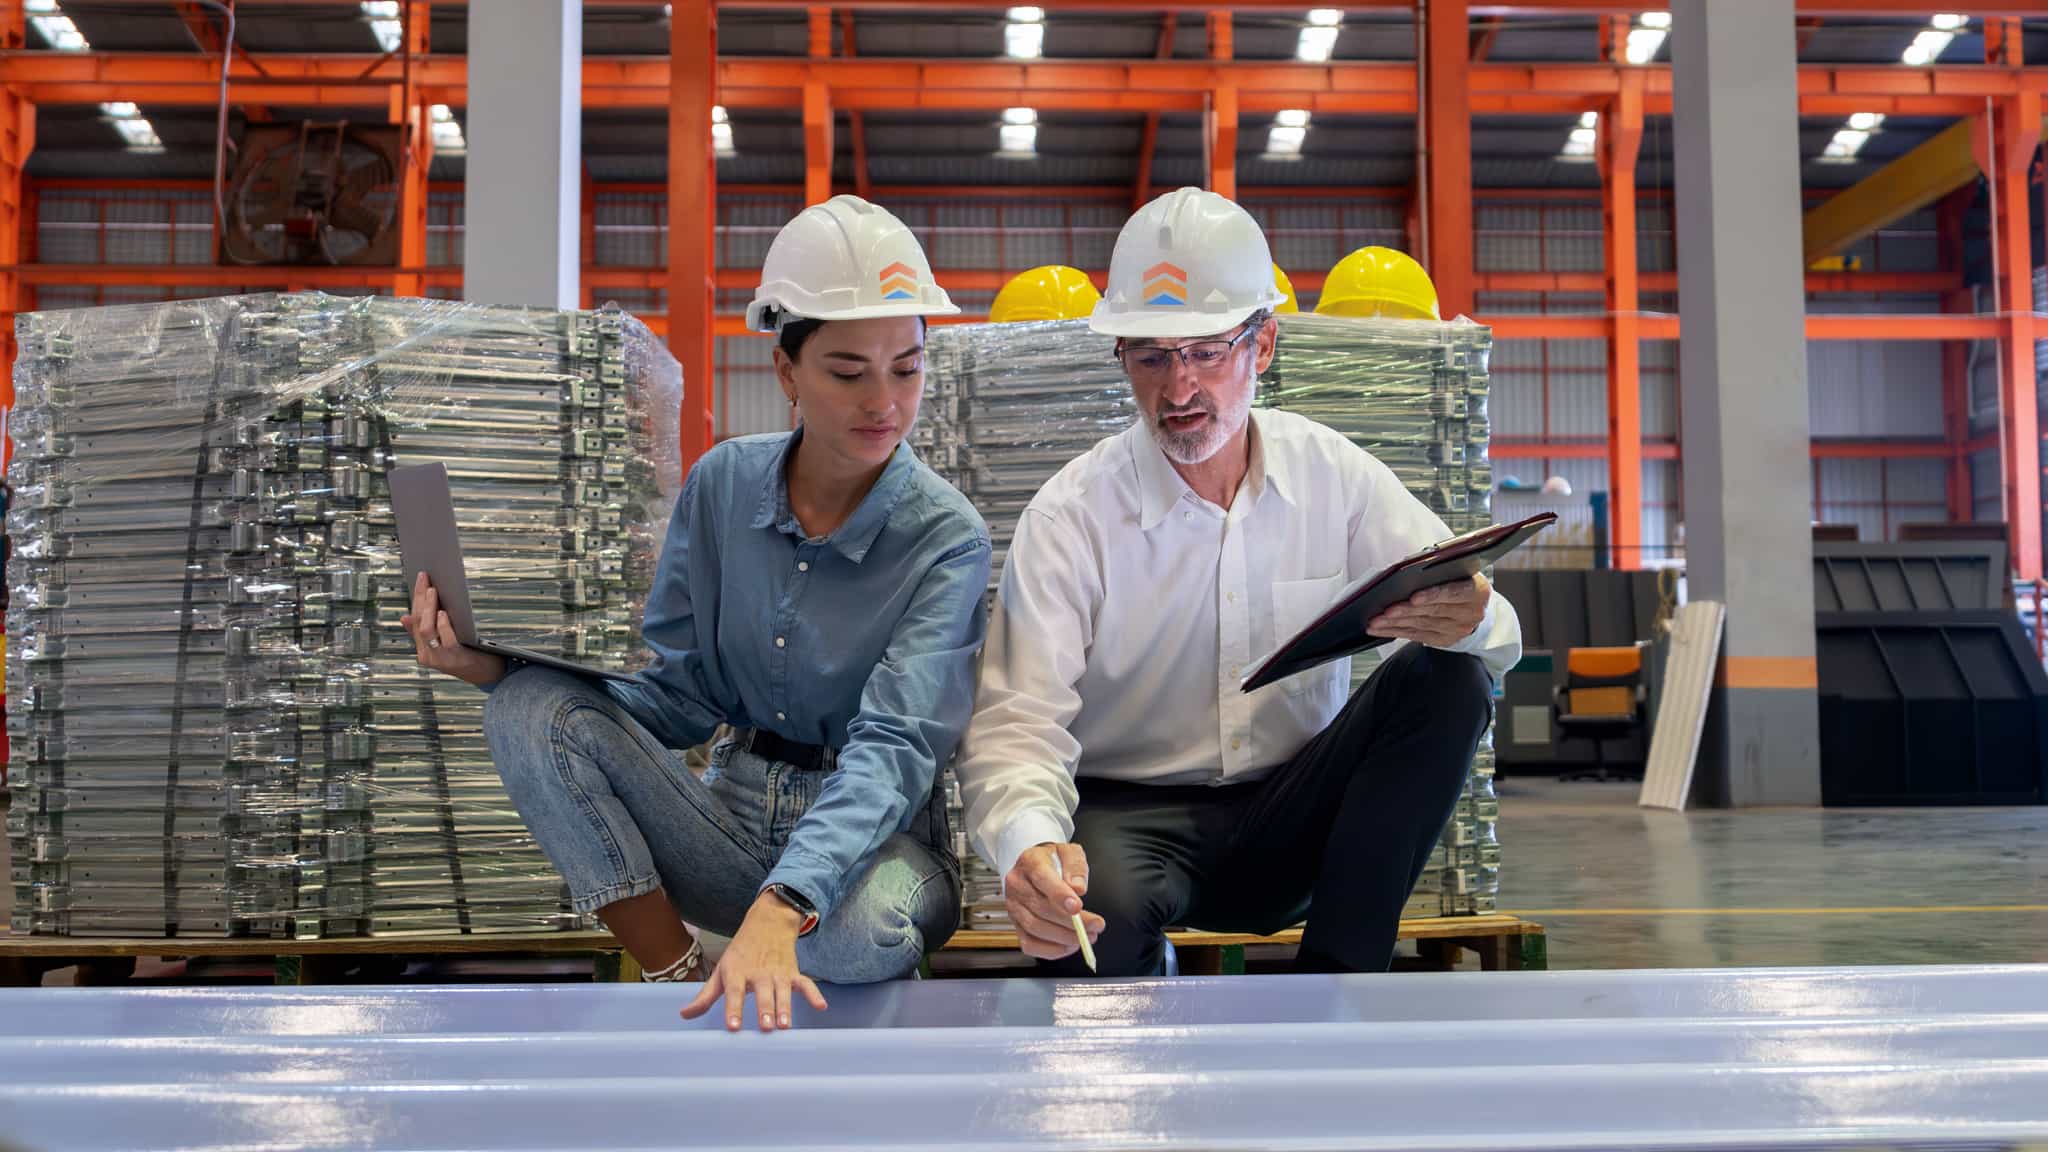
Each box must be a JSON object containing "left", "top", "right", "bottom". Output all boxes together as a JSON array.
[
  {"left": 1498, "top": 777, "right": 2048, "bottom": 969},
  {"left": 6, "top": 780, "right": 2046, "bottom": 975}
]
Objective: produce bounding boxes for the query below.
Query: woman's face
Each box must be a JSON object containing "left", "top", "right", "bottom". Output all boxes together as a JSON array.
[{"left": 776, "top": 316, "right": 927, "bottom": 471}]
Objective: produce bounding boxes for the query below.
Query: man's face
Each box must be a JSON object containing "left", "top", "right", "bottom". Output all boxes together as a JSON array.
[{"left": 1118, "top": 318, "right": 1279, "bottom": 465}]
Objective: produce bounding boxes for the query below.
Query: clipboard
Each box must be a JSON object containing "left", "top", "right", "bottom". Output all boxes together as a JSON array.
[{"left": 1238, "top": 512, "right": 1557, "bottom": 693}]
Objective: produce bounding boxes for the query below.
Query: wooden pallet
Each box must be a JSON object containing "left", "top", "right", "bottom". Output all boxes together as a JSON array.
[
  {"left": 0, "top": 914, "right": 1546, "bottom": 986},
  {"left": 940, "top": 913, "right": 1547, "bottom": 974},
  {"left": 0, "top": 931, "right": 638, "bottom": 987}
]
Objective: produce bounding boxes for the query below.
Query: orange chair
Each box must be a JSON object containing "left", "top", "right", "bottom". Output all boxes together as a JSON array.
[{"left": 1551, "top": 645, "right": 1648, "bottom": 781}]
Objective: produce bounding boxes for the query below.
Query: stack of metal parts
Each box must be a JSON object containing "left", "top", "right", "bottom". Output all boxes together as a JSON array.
[
  {"left": 923, "top": 313, "right": 1500, "bottom": 931},
  {"left": 7, "top": 292, "right": 680, "bottom": 939},
  {"left": 1262, "top": 313, "right": 1499, "bottom": 917}
]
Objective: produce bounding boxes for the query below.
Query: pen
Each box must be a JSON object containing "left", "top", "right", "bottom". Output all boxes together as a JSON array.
[{"left": 1050, "top": 853, "right": 1097, "bottom": 973}]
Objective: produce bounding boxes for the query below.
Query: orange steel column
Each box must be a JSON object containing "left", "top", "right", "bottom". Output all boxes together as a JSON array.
[
  {"left": 670, "top": 0, "right": 717, "bottom": 472},
  {"left": 0, "top": 0, "right": 32, "bottom": 470},
  {"left": 1420, "top": 0, "right": 1473, "bottom": 319},
  {"left": 1992, "top": 93, "right": 2043, "bottom": 579},
  {"left": 1602, "top": 70, "right": 1645, "bottom": 568},
  {"left": 1205, "top": 13, "right": 1235, "bottom": 200},
  {"left": 392, "top": 0, "right": 430, "bottom": 299},
  {"left": 804, "top": 8, "right": 832, "bottom": 205},
  {"left": 802, "top": 85, "right": 833, "bottom": 207}
]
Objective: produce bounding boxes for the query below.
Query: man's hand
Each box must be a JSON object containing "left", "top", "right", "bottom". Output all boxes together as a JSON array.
[
  {"left": 680, "top": 891, "right": 828, "bottom": 1032},
  {"left": 1367, "top": 573, "right": 1491, "bottom": 648},
  {"left": 1004, "top": 843, "right": 1105, "bottom": 961}
]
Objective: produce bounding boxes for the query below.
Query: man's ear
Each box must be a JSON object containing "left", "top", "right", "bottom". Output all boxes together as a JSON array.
[{"left": 1253, "top": 319, "right": 1279, "bottom": 374}]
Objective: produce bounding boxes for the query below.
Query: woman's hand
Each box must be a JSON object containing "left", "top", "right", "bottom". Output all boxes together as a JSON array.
[
  {"left": 399, "top": 571, "right": 508, "bottom": 687},
  {"left": 681, "top": 891, "right": 829, "bottom": 1032}
]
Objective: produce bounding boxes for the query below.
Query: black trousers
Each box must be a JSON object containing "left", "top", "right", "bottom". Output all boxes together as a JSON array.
[{"left": 1040, "top": 643, "right": 1493, "bottom": 977}]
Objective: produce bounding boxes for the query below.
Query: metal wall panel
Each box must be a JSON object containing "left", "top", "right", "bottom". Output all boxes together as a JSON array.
[
  {"left": 1641, "top": 339, "right": 1679, "bottom": 438},
  {"left": 1807, "top": 339, "right": 1943, "bottom": 437}
]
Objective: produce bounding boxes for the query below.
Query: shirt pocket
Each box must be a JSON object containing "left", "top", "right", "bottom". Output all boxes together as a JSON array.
[{"left": 1270, "top": 572, "right": 1349, "bottom": 697}]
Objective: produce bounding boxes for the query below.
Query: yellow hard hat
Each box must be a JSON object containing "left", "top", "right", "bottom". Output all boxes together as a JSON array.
[
  {"left": 1273, "top": 265, "right": 1300, "bottom": 314},
  {"left": 1314, "top": 246, "right": 1441, "bottom": 321},
  {"left": 990, "top": 265, "right": 1103, "bottom": 323}
]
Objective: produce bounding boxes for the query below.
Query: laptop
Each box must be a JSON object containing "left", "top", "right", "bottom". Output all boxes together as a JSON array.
[{"left": 388, "top": 462, "right": 637, "bottom": 683}]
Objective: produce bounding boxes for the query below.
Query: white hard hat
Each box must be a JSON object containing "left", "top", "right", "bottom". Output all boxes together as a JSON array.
[
  {"left": 746, "top": 195, "right": 960, "bottom": 333},
  {"left": 1090, "top": 187, "right": 1289, "bottom": 339}
]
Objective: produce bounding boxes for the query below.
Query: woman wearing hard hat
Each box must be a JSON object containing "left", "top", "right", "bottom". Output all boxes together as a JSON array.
[{"left": 405, "top": 195, "right": 988, "bottom": 1031}]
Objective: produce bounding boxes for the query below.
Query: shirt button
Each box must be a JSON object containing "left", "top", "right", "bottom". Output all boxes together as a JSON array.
[
  {"left": 776, "top": 711, "right": 786, "bottom": 721},
  {"left": 1183, "top": 511, "right": 1193, "bottom": 521},
  {"left": 775, "top": 637, "right": 786, "bottom": 648},
  {"left": 797, "top": 562, "right": 809, "bottom": 573},
  {"left": 1231, "top": 738, "right": 1242, "bottom": 751}
]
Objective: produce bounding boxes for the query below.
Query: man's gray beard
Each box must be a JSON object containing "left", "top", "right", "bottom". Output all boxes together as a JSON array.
[{"left": 1154, "top": 389, "right": 1253, "bottom": 465}]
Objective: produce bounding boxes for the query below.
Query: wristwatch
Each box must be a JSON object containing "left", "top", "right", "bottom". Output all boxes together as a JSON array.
[{"left": 763, "top": 883, "right": 820, "bottom": 936}]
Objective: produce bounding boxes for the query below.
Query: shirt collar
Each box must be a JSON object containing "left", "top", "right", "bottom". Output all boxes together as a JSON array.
[
  {"left": 1132, "top": 419, "right": 1194, "bottom": 531},
  {"left": 1131, "top": 409, "right": 1295, "bottom": 529},
  {"left": 750, "top": 429, "right": 916, "bottom": 564}
]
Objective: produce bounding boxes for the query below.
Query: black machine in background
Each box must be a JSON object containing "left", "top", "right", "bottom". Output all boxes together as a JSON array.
[{"left": 1810, "top": 541, "right": 2048, "bottom": 806}]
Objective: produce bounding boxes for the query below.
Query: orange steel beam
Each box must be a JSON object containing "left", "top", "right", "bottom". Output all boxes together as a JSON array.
[
  {"left": 671, "top": 0, "right": 717, "bottom": 474},
  {"left": 802, "top": 80, "right": 833, "bottom": 205},
  {"left": 839, "top": 11, "right": 869, "bottom": 200},
  {"left": 13, "top": 54, "right": 2047, "bottom": 117},
  {"left": 390, "top": 0, "right": 429, "bottom": 298},
  {"left": 1992, "top": 92, "right": 2043, "bottom": 578},
  {"left": 1133, "top": 12, "right": 1177, "bottom": 214},
  {"left": 1205, "top": 13, "right": 1234, "bottom": 199},
  {"left": 1601, "top": 68, "right": 1644, "bottom": 569},
  {"left": 1471, "top": 15, "right": 1503, "bottom": 62},
  {"left": 1422, "top": 0, "right": 1474, "bottom": 319},
  {"left": 1, "top": 0, "right": 29, "bottom": 470},
  {"left": 175, "top": 1, "right": 274, "bottom": 120}
]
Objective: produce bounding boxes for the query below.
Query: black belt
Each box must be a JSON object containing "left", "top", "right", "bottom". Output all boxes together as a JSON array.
[{"left": 742, "top": 728, "right": 834, "bottom": 772}]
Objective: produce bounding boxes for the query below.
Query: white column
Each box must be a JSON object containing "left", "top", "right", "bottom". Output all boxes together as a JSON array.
[{"left": 462, "top": 0, "right": 583, "bottom": 308}]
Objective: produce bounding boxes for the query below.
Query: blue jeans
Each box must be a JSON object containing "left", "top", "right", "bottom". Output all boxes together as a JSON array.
[{"left": 482, "top": 666, "right": 961, "bottom": 984}]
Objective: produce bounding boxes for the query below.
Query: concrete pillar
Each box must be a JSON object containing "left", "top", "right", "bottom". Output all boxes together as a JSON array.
[
  {"left": 1671, "top": 0, "right": 1822, "bottom": 806},
  {"left": 462, "top": 0, "right": 583, "bottom": 308}
]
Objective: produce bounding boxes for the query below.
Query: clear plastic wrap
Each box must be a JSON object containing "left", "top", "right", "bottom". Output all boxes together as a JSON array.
[
  {"left": 8, "top": 291, "right": 682, "bottom": 939},
  {"left": 926, "top": 312, "right": 1500, "bottom": 931}
]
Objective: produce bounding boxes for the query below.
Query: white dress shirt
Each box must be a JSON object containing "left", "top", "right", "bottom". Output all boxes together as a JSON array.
[{"left": 954, "top": 407, "right": 1524, "bottom": 881}]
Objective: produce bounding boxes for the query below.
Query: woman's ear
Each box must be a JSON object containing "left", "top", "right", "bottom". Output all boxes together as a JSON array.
[{"left": 773, "top": 347, "right": 800, "bottom": 407}]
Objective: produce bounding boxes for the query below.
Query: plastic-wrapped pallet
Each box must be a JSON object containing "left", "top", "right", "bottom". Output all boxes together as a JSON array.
[
  {"left": 925, "top": 313, "right": 1501, "bottom": 931},
  {"left": 7, "top": 292, "right": 680, "bottom": 939}
]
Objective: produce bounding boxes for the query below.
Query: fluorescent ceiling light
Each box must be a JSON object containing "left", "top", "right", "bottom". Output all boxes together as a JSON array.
[
  {"left": 1578, "top": 110, "right": 1599, "bottom": 129},
  {"left": 1296, "top": 25, "right": 1340, "bottom": 62},
  {"left": 428, "top": 103, "right": 464, "bottom": 154},
  {"left": 1003, "top": 107, "right": 1038, "bottom": 126},
  {"left": 99, "top": 101, "right": 140, "bottom": 120},
  {"left": 1846, "top": 111, "right": 1884, "bottom": 132},
  {"left": 1275, "top": 109, "right": 1311, "bottom": 129},
  {"left": 1624, "top": 26, "right": 1667, "bottom": 64},
  {"left": 1005, "top": 21, "right": 1045, "bottom": 58},
  {"left": 1306, "top": 9, "right": 1343, "bottom": 26},
  {"left": 712, "top": 104, "right": 729, "bottom": 124},
  {"left": 31, "top": 9, "right": 88, "bottom": 52},
  {"left": 712, "top": 105, "right": 733, "bottom": 154},
  {"left": 1639, "top": 10, "right": 1671, "bottom": 30},
  {"left": 1930, "top": 13, "right": 1968, "bottom": 31},
  {"left": 1265, "top": 124, "right": 1307, "bottom": 153},
  {"left": 1902, "top": 28, "right": 1954, "bottom": 65},
  {"left": 1558, "top": 110, "right": 1598, "bottom": 162},
  {"left": 999, "top": 122, "right": 1038, "bottom": 155},
  {"left": 1007, "top": 7, "right": 1044, "bottom": 22}
]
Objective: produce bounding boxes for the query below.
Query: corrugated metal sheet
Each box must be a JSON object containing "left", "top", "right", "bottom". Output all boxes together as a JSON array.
[
  {"left": 1807, "top": 339, "right": 1943, "bottom": 437},
  {"left": 1972, "top": 449, "right": 2004, "bottom": 514},
  {"left": 1641, "top": 339, "right": 1679, "bottom": 439},
  {"left": 716, "top": 335, "right": 788, "bottom": 439},
  {"left": 1887, "top": 458, "right": 1948, "bottom": 505},
  {"left": 1547, "top": 340, "right": 1608, "bottom": 437}
]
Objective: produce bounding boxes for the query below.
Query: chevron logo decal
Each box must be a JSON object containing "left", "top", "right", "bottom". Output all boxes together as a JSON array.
[
  {"left": 878, "top": 262, "right": 919, "bottom": 301},
  {"left": 1141, "top": 261, "right": 1188, "bottom": 307}
]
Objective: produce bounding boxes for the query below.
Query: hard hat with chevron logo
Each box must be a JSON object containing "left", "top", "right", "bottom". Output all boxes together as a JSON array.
[
  {"left": 745, "top": 195, "right": 960, "bottom": 333},
  {"left": 1090, "top": 187, "right": 1288, "bottom": 339}
]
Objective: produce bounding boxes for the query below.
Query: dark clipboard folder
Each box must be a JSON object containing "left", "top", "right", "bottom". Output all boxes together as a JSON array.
[{"left": 1238, "top": 512, "right": 1557, "bottom": 693}]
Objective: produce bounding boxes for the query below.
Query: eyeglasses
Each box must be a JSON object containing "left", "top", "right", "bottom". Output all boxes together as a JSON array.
[{"left": 1115, "top": 322, "right": 1262, "bottom": 379}]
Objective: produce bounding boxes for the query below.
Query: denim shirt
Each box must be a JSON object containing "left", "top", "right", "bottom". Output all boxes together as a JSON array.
[{"left": 604, "top": 432, "right": 992, "bottom": 922}]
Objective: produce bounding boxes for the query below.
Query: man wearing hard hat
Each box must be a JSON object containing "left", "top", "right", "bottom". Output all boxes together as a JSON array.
[{"left": 953, "top": 189, "right": 1524, "bottom": 977}]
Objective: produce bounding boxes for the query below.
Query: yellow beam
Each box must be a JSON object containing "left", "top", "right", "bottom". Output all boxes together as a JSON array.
[{"left": 1803, "top": 118, "right": 1979, "bottom": 266}]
